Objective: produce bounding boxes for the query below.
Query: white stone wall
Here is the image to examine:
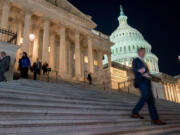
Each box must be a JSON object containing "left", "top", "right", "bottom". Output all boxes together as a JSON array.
[{"left": 152, "top": 81, "right": 165, "bottom": 100}]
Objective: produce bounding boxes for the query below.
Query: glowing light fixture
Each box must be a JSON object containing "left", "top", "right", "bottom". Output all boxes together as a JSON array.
[
  {"left": 48, "top": 46, "right": 51, "bottom": 53},
  {"left": 29, "top": 34, "right": 35, "bottom": 41},
  {"left": 20, "top": 37, "right": 23, "bottom": 44}
]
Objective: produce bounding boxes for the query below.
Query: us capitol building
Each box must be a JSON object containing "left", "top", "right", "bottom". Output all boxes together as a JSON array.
[
  {"left": 104, "top": 6, "right": 159, "bottom": 74},
  {"left": 0, "top": 0, "right": 179, "bottom": 103},
  {"left": 102, "top": 6, "right": 180, "bottom": 103}
]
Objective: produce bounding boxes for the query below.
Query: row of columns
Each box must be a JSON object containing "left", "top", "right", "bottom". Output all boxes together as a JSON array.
[
  {"left": 0, "top": 1, "right": 111, "bottom": 80},
  {"left": 164, "top": 83, "right": 179, "bottom": 103}
]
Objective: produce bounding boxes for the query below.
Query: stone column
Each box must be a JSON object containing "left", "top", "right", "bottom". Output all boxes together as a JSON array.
[
  {"left": 173, "top": 85, "right": 178, "bottom": 102},
  {"left": 15, "top": 21, "right": 23, "bottom": 70},
  {"left": 171, "top": 84, "right": 176, "bottom": 102},
  {"left": 0, "top": 1, "right": 10, "bottom": 29},
  {"left": 107, "top": 53, "right": 112, "bottom": 68},
  {"left": 164, "top": 83, "right": 169, "bottom": 100},
  {"left": 49, "top": 32, "right": 56, "bottom": 70},
  {"left": 32, "top": 28, "right": 40, "bottom": 63},
  {"left": 170, "top": 84, "right": 175, "bottom": 102},
  {"left": 28, "top": 26, "right": 34, "bottom": 59},
  {"left": 10, "top": 19, "right": 17, "bottom": 32},
  {"left": 59, "top": 24, "right": 67, "bottom": 78},
  {"left": 167, "top": 84, "right": 172, "bottom": 101},
  {"left": 88, "top": 37, "right": 94, "bottom": 73},
  {"left": 22, "top": 11, "right": 31, "bottom": 53},
  {"left": 17, "top": 21, "right": 23, "bottom": 45},
  {"left": 68, "top": 45, "right": 73, "bottom": 79},
  {"left": 81, "top": 52, "right": 85, "bottom": 80},
  {"left": 42, "top": 19, "right": 50, "bottom": 63},
  {"left": 75, "top": 31, "right": 82, "bottom": 80},
  {"left": 98, "top": 51, "right": 103, "bottom": 70}
]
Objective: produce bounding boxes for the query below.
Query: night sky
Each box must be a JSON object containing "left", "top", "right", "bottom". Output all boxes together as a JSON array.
[{"left": 68, "top": 0, "right": 180, "bottom": 76}]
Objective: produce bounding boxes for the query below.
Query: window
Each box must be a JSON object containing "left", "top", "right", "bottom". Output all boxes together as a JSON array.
[
  {"left": 120, "top": 47, "right": 122, "bottom": 53},
  {"left": 133, "top": 45, "right": 135, "bottom": 50},
  {"left": 84, "top": 56, "right": 88, "bottom": 63},
  {"left": 48, "top": 46, "right": 51, "bottom": 53},
  {"left": 94, "top": 60, "right": 98, "bottom": 66},
  {"left": 128, "top": 46, "right": 131, "bottom": 52},
  {"left": 124, "top": 46, "right": 126, "bottom": 53},
  {"left": 116, "top": 48, "right": 118, "bottom": 54},
  {"left": 112, "top": 49, "right": 114, "bottom": 55}
]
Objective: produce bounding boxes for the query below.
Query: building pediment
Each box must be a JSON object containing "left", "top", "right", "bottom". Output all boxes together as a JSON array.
[{"left": 45, "top": 0, "right": 97, "bottom": 28}]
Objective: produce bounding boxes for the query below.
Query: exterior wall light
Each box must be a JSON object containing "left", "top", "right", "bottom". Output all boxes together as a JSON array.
[{"left": 29, "top": 34, "right": 35, "bottom": 41}]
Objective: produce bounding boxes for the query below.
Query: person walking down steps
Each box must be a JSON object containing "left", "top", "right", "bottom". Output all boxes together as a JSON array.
[
  {"left": 87, "top": 73, "right": 92, "bottom": 85},
  {"left": 32, "top": 58, "right": 42, "bottom": 80},
  {"left": 19, "top": 52, "right": 31, "bottom": 79},
  {"left": 131, "top": 48, "right": 166, "bottom": 125},
  {"left": 42, "top": 62, "right": 48, "bottom": 75},
  {"left": 0, "top": 51, "right": 10, "bottom": 82}
]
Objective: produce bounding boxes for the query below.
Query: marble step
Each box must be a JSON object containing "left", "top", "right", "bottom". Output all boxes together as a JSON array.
[
  {"left": 0, "top": 98, "right": 179, "bottom": 114},
  {"left": 0, "top": 112, "right": 179, "bottom": 123},
  {"left": 2, "top": 121, "right": 180, "bottom": 135},
  {"left": 0, "top": 119, "right": 179, "bottom": 134},
  {"left": 0, "top": 81, "right": 145, "bottom": 98},
  {"left": 1, "top": 103, "right": 180, "bottom": 117},
  {"left": 0, "top": 88, "right": 138, "bottom": 104},
  {"left": 1, "top": 112, "right": 179, "bottom": 121},
  {"left": 0, "top": 89, "right": 179, "bottom": 111},
  {"left": 1, "top": 81, "right": 179, "bottom": 104},
  {"left": 0, "top": 82, "right": 179, "bottom": 107}
]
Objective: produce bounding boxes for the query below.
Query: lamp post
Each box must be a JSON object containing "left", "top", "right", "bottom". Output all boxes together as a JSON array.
[{"left": 178, "top": 55, "right": 180, "bottom": 64}]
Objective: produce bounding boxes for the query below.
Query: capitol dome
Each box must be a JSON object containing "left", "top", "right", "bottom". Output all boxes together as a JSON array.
[{"left": 106, "top": 5, "right": 159, "bottom": 74}]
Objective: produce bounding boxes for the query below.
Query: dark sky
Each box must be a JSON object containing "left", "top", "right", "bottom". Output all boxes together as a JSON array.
[{"left": 68, "top": 0, "right": 180, "bottom": 76}]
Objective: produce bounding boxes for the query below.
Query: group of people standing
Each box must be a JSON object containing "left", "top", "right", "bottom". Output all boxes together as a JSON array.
[{"left": 18, "top": 52, "right": 49, "bottom": 80}]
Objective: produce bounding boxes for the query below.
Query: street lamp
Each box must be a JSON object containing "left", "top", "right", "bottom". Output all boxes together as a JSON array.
[
  {"left": 29, "top": 34, "right": 35, "bottom": 41},
  {"left": 178, "top": 55, "right": 180, "bottom": 64}
]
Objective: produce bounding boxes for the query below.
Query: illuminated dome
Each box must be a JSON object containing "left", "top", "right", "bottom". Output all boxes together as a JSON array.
[{"left": 106, "top": 5, "right": 159, "bottom": 74}]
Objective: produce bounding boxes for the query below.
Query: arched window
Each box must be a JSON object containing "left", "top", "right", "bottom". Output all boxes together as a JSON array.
[
  {"left": 128, "top": 46, "right": 131, "bottom": 52},
  {"left": 133, "top": 45, "right": 135, "bottom": 50},
  {"left": 112, "top": 49, "right": 114, "bottom": 55},
  {"left": 124, "top": 46, "right": 126, "bottom": 53},
  {"left": 116, "top": 48, "right": 118, "bottom": 54},
  {"left": 120, "top": 47, "right": 122, "bottom": 53}
]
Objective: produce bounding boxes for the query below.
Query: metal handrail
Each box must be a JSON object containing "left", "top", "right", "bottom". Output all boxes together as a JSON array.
[
  {"left": 118, "top": 79, "right": 135, "bottom": 93},
  {"left": 0, "top": 28, "right": 17, "bottom": 44}
]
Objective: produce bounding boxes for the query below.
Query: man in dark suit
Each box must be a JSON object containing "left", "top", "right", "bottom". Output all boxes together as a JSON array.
[
  {"left": 32, "top": 58, "right": 42, "bottom": 80},
  {"left": 0, "top": 51, "right": 10, "bottom": 82},
  {"left": 131, "top": 48, "right": 166, "bottom": 125}
]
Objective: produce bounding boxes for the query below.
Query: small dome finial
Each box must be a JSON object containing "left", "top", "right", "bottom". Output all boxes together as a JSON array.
[{"left": 120, "top": 5, "right": 125, "bottom": 16}]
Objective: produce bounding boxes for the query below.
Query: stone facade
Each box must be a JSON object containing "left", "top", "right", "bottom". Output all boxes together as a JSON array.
[
  {"left": 160, "top": 74, "right": 180, "bottom": 103},
  {"left": 106, "top": 62, "right": 180, "bottom": 103},
  {"left": 0, "top": 0, "right": 113, "bottom": 81}
]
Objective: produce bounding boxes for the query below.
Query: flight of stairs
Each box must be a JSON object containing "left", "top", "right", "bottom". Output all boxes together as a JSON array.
[{"left": 0, "top": 79, "right": 180, "bottom": 135}]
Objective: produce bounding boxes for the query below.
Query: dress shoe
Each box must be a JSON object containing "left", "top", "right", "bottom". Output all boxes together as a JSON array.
[
  {"left": 131, "top": 114, "right": 144, "bottom": 119},
  {"left": 152, "top": 119, "right": 166, "bottom": 125}
]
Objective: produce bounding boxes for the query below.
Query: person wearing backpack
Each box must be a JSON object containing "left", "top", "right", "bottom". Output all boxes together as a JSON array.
[
  {"left": 19, "top": 52, "right": 31, "bottom": 79},
  {"left": 0, "top": 51, "right": 10, "bottom": 82}
]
